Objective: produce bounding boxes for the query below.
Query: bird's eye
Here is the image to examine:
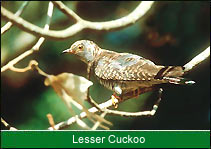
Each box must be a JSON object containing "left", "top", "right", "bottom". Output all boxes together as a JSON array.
[{"left": 78, "top": 45, "right": 84, "bottom": 50}]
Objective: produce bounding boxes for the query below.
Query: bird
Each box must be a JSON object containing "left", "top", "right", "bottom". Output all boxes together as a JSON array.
[{"left": 62, "top": 40, "right": 195, "bottom": 101}]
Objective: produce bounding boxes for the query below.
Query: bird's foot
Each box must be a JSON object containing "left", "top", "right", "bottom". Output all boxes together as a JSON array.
[{"left": 111, "top": 93, "right": 121, "bottom": 108}]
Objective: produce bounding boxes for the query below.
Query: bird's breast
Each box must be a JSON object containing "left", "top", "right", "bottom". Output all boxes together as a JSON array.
[{"left": 95, "top": 76, "right": 154, "bottom": 94}]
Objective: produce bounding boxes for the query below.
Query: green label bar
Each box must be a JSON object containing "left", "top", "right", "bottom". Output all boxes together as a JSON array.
[{"left": 1, "top": 131, "right": 210, "bottom": 148}]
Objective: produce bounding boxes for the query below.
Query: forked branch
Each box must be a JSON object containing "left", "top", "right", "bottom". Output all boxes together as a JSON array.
[{"left": 1, "top": 1, "right": 154, "bottom": 40}]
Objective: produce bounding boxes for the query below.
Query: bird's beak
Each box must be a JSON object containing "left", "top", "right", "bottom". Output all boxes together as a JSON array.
[
  {"left": 61, "top": 49, "right": 69, "bottom": 54},
  {"left": 61, "top": 48, "right": 73, "bottom": 55},
  {"left": 61, "top": 44, "right": 77, "bottom": 55}
]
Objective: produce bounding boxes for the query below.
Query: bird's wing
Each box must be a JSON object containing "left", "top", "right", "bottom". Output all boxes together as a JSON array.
[{"left": 94, "top": 52, "right": 164, "bottom": 81}]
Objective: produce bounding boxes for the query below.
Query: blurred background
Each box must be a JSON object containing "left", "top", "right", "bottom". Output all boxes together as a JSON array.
[{"left": 1, "top": 1, "right": 210, "bottom": 130}]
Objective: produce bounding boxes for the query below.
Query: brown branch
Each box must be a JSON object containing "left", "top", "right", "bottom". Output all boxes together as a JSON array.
[
  {"left": 1, "top": 2, "right": 54, "bottom": 73},
  {"left": 1, "top": 1, "right": 29, "bottom": 34},
  {"left": 46, "top": 113, "right": 55, "bottom": 130},
  {"left": 1, "top": 1, "right": 154, "bottom": 40}
]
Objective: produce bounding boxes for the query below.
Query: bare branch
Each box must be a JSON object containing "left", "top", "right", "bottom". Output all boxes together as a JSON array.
[
  {"left": 2, "top": 59, "right": 49, "bottom": 79},
  {"left": 48, "top": 98, "right": 118, "bottom": 130},
  {"left": 184, "top": 46, "right": 210, "bottom": 73},
  {"left": 91, "top": 111, "right": 108, "bottom": 130},
  {"left": 48, "top": 91, "right": 161, "bottom": 130},
  {"left": 1, "top": 49, "right": 34, "bottom": 72},
  {"left": 51, "top": 1, "right": 82, "bottom": 22},
  {"left": 48, "top": 88, "right": 163, "bottom": 130},
  {"left": 1, "top": 1, "right": 154, "bottom": 40},
  {"left": 1, "top": 1, "right": 29, "bottom": 34},
  {"left": 75, "top": 116, "right": 91, "bottom": 130},
  {"left": 32, "top": 1, "right": 54, "bottom": 51},
  {"left": 9, "top": 64, "right": 32, "bottom": 73},
  {"left": 105, "top": 108, "right": 156, "bottom": 117},
  {"left": 48, "top": 98, "right": 147, "bottom": 130},
  {"left": 104, "top": 89, "right": 163, "bottom": 117},
  {"left": 1, "top": 117, "right": 18, "bottom": 130},
  {"left": 46, "top": 113, "right": 55, "bottom": 130},
  {"left": 31, "top": 60, "right": 49, "bottom": 77},
  {"left": 52, "top": 1, "right": 155, "bottom": 30},
  {"left": 1, "top": 2, "right": 54, "bottom": 73}
]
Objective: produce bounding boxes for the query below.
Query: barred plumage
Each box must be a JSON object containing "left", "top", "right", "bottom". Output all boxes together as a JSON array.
[{"left": 62, "top": 40, "right": 195, "bottom": 99}]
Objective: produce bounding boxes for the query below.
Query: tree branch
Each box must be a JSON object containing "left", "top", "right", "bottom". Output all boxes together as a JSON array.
[
  {"left": 1, "top": 117, "right": 18, "bottom": 130},
  {"left": 91, "top": 111, "right": 108, "bottom": 130},
  {"left": 48, "top": 97, "right": 159, "bottom": 130},
  {"left": 48, "top": 98, "right": 118, "bottom": 130},
  {"left": 184, "top": 46, "right": 210, "bottom": 73},
  {"left": 51, "top": 1, "right": 82, "bottom": 22},
  {"left": 52, "top": 1, "right": 155, "bottom": 30},
  {"left": 1, "top": 1, "right": 29, "bottom": 35},
  {"left": 1, "top": 1, "right": 154, "bottom": 40},
  {"left": 46, "top": 113, "right": 55, "bottom": 130},
  {"left": 1, "top": 2, "right": 54, "bottom": 73},
  {"left": 48, "top": 88, "right": 163, "bottom": 130}
]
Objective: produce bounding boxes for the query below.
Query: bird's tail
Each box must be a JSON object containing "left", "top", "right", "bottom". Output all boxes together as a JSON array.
[{"left": 155, "top": 66, "right": 195, "bottom": 85}]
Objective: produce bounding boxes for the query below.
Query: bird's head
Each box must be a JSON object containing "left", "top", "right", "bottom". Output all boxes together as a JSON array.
[{"left": 62, "top": 40, "right": 100, "bottom": 63}]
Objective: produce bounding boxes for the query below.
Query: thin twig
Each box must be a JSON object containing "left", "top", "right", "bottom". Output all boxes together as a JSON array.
[
  {"left": 32, "top": 1, "right": 54, "bottom": 51},
  {"left": 1, "top": 1, "right": 154, "bottom": 40},
  {"left": 9, "top": 65, "right": 32, "bottom": 72},
  {"left": 48, "top": 88, "right": 163, "bottom": 130},
  {"left": 33, "top": 62, "right": 49, "bottom": 77},
  {"left": 52, "top": 1, "right": 82, "bottom": 22},
  {"left": 52, "top": 1, "right": 154, "bottom": 30},
  {"left": 184, "top": 46, "right": 210, "bottom": 74},
  {"left": 91, "top": 111, "right": 108, "bottom": 130},
  {"left": 48, "top": 98, "right": 118, "bottom": 130},
  {"left": 104, "top": 88, "right": 162, "bottom": 117},
  {"left": 105, "top": 109, "right": 155, "bottom": 117},
  {"left": 1, "top": 1, "right": 29, "bottom": 34},
  {"left": 1, "top": 2, "right": 54, "bottom": 73},
  {"left": 48, "top": 91, "right": 162, "bottom": 130},
  {"left": 75, "top": 116, "right": 91, "bottom": 130},
  {"left": 1, "top": 117, "right": 18, "bottom": 130},
  {"left": 46, "top": 113, "right": 55, "bottom": 130},
  {"left": 1, "top": 50, "right": 34, "bottom": 72}
]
